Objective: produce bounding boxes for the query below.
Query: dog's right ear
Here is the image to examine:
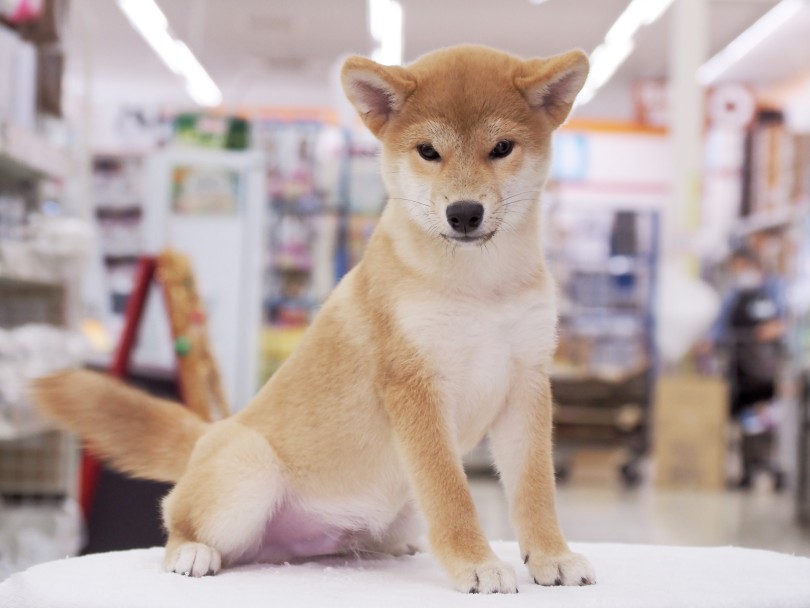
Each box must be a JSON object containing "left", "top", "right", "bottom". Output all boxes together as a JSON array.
[{"left": 341, "top": 56, "right": 416, "bottom": 137}]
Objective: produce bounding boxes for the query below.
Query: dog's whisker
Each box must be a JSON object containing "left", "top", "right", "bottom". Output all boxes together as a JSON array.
[
  {"left": 501, "top": 198, "right": 535, "bottom": 207},
  {"left": 500, "top": 199, "right": 537, "bottom": 207},
  {"left": 499, "top": 190, "right": 541, "bottom": 203},
  {"left": 391, "top": 197, "right": 431, "bottom": 208}
]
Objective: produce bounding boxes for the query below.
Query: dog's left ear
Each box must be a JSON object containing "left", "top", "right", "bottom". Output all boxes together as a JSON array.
[
  {"left": 341, "top": 56, "right": 417, "bottom": 137},
  {"left": 515, "top": 50, "right": 589, "bottom": 128}
]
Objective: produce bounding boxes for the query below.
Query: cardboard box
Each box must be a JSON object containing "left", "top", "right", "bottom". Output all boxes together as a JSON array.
[{"left": 654, "top": 374, "right": 728, "bottom": 489}]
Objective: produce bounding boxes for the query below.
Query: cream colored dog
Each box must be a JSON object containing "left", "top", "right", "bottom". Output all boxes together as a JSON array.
[{"left": 35, "top": 45, "right": 595, "bottom": 594}]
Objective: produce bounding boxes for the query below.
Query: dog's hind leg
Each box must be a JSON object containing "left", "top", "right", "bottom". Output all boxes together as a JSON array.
[
  {"left": 161, "top": 420, "right": 285, "bottom": 576},
  {"left": 358, "top": 501, "right": 426, "bottom": 557}
]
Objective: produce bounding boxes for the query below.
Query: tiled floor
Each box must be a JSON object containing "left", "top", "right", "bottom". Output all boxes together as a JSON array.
[{"left": 469, "top": 475, "right": 810, "bottom": 557}]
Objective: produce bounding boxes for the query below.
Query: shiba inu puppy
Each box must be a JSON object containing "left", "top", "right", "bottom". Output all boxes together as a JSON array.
[{"left": 34, "top": 44, "right": 594, "bottom": 593}]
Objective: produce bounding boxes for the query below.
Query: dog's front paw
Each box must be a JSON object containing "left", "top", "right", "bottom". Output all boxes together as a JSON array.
[
  {"left": 165, "top": 542, "right": 221, "bottom": 577},
  {"left": 525, "top": 551, "right": 595, "bottom": 586},
  {"left": 453, "top": 558, "right": 518, "bottom": 594}
]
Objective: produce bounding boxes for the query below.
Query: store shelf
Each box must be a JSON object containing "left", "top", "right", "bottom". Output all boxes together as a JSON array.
[
  {"left": 0, "top": 276, "right": 65, "bottom": 327},
  {"left": 735, "top": 205, "right": 808, "bottom": 237},
  {"left": 0, "top": 123, "right": 68, "bottom": 182},
  {"left": 103, "top": 254, "right": 140, "bottom": 265},
  {"left": 95, "top": 205, "right": 143, "bottom": 219},
  {"left": 0, "top": 415, "right": 56, "bottom": 442},
  {"left": 92, "top": 152, "right": 146, "bottom": 314}
]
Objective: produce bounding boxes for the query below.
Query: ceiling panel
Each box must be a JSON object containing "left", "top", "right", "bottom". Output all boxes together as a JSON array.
[
  {"left": 402, "top": 0, "right": 628, "bottom": 61},
  {"left": 161, "top": 0, "right": 369, "bottom": 76},
  {"left": 718, "top": 3, "right": 810, "bottom": 86},
  {"left": 64, "top": 0, "right": 807, "bottom": 112},
  {"left": 618, "top": 0, "right": 780, "bottom": 84}
]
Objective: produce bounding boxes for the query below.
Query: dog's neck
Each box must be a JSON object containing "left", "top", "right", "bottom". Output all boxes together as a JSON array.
[{"left": 368, "top": 198, "right": 549, "bottom": 298}]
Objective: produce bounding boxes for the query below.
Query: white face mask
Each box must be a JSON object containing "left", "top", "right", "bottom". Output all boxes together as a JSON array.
[{"left": 735, "top": 269, "right": 763, "bottom": 289}]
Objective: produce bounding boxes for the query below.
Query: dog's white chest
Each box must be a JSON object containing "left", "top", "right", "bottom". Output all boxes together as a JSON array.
[{"left": 395, "top": 287, "right": 557, "bottom": 451}]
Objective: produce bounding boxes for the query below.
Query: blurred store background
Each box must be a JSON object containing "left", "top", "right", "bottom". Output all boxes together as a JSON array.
[{"left": 1, "top": 0, "right": 810, "bottom": 579}]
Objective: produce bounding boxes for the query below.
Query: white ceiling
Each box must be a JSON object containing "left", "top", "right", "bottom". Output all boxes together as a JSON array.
[{"left": 65, "top": 0, "right": 804, "bottom": 117}]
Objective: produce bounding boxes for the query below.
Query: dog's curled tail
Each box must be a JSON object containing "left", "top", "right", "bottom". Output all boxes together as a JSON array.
[{"left": 32, "top": 370, "right": 211, "bottom": 484}]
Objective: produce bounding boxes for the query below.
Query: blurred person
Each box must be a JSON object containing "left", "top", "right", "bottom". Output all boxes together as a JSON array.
[{"left": 700, "top": 248, "right": 786, "bottom": 490}]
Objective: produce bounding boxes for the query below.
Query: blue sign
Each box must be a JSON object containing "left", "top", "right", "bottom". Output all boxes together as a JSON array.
[{"left": 551, "top": 132, "right": 589, "bottom": 181}]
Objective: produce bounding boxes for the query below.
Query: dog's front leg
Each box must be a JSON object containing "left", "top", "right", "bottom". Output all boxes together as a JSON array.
[
  {"left": 488, "top": 370, "right": 596, "bottom": 586},
  {"left": 385, "top": 379, "right": 518, "bottom": 594}
]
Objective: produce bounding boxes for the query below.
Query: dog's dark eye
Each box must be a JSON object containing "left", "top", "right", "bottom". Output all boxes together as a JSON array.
[
  {"left": 490, "top": 140, "right": 514, "bottom": 159},
  {"left": 417, "top": 143, "right": 441, "bottom": 162}
]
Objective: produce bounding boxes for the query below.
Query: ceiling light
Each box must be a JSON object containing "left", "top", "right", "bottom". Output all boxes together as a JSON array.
[
  {"left": 117, "top": 0, "right": 222, "bottom": 107},
  {"left": 578, "top": 38, "right": 635, "bottom": 105},
  {"left": 577, "top": 0, "right": 674, "bottom": 106},
  {"left": 368, "top": 0, "right": 403, "bottom": 66},
  {"left": 697, "top": 0, "right": 803, "bottom": 85},
  {"left": 606, "top": 0, "right": 674, "bottom": 44}
]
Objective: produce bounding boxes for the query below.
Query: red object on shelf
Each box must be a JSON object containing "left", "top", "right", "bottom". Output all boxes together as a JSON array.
[
  {"left": 2, "top": 0, "right": 43, "bottom": 23},
  {"left": 79, "top": 257, "right": 157, "bottom": 520}
]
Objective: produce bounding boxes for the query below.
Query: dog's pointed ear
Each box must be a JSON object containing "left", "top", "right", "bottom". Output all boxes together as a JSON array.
[
  {"left": 341, "top": 56, "right": 417, "bottom": 137},
  {"left": 515, "top": 50, "right": 589, "bottom": 128}
]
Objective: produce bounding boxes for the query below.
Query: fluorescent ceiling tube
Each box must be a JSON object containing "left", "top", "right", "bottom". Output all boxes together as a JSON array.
[
  {"left": 577, "top": 0, "right": 674, "bottom": 106},
  {"left": 697, "top": 0, "right": 804, "bottom": 85},
  {"left": 606, "top": 0, "right": 674, "bottom": 44},
  {"left": 368, "top": 0, "right": 403, "bottom": 66},
  {"left": 117, "top": 0, "right": 222, "bottom": 107},
  {"left": 578, "top": 38, "right": 635, "bottom": 105}
]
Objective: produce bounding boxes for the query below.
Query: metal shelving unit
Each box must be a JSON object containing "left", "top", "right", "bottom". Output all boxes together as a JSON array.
[
  {"left": 0, "top": 122, "right": 67, "bottom": 184},
  {"left": 547, "top": 208, "right": 660, "bottom": 486},
  {"left": 0, "top": 124, "right": 80, "bottom": 578},
  {"left": 792, "top": 214, "right": 810, "bottom": 524}
]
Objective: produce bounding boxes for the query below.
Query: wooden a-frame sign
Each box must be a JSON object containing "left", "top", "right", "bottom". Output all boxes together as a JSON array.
[{"left": 80, "top": 249, "right": 229, "bottom": 517}]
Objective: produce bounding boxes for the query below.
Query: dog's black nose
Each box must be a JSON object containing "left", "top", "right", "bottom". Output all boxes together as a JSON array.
[{"left": 446, "top": 201, "right": 484, "bottom": 233}]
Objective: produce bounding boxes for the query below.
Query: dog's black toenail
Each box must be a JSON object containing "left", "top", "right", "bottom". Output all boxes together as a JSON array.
[
  {"left": 554, "top": 577, "right": 562, "bottom": 586},
  {"left": 581, "top": 577, "right": 588, "bottom": 585},
  {"left": 469, "top": 588, "right": 478, "bottom": 594},
  {"left": 533, "top": 577, "right": 539, "bottom": 585},
  {"left": 523, "top": 554, "right": 529, "bottom": 565}
]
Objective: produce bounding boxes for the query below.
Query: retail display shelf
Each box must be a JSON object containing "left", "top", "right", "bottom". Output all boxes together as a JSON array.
[
  {"left": 0, "top": 275, "right": 66, "bottom": 299},
  {"left": 0, "top": 275, "right": 61, "bottom": 289},
  {"left": 552, "top": 364, "right": 647, "bottom": 384},
  {"left": 735, "top": 205, "right": 808, "bottom": 237},
  {"left": 0, "top": 415, "right": 56, "bottom": 442},
  {"left": 103, "top": 254, "right": 140, "bottom": 265},
  {"left": 0, "top": 123, "right": 68, "bottom": 182},
  {"left": 95, "top": 204, "right": 143, "bottom": 216}
]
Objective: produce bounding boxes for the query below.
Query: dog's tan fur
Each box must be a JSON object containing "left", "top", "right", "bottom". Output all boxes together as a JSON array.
[
  {"left": 35, "top": 371, "right": 208, "bottom": 483},
  {"left": 33, "top": 45, "right": 594, "bottom": 593}
]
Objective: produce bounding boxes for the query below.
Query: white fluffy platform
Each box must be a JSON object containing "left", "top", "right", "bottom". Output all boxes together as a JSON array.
[{"left": 2, "top": 541, "right": 809, "bottom": 607}]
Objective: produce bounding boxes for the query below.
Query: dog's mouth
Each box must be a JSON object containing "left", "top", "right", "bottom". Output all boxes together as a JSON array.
[{"left": 441, "top": 231, "right": 497, "bottom": 245}]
